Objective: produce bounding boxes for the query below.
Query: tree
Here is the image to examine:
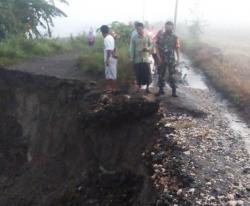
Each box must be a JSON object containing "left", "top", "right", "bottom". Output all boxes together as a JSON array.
[
  {"left": 0, "top": 0, "right": 68, "bottom": 39},
  {"left": 109, "top": 21, "right": 133, "bottom": 44}
]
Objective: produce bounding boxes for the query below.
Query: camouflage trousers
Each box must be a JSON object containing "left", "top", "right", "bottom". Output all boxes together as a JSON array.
[{"left": 158, "top": 63, "right": 176, "bottom": 90}]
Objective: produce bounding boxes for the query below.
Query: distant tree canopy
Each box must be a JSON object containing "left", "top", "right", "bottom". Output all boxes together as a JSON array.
[
  {"left": 0, "top": 0, "right": 68, "bottom": 39},
  {"left": 109, "top": 22, "right": 133, "bottom": 44}
]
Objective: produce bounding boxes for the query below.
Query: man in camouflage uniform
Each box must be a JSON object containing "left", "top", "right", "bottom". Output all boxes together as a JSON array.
[{"left": 156, "top": 21, "right": 180, "bottom": 97}]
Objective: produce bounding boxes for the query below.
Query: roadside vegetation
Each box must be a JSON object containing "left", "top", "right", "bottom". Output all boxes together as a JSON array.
[
  {"left": 0, "top": 0, "right": 70, "bottom": 65},
  {"left": 180, "top": 22, "right": 250, "bottom": 118},
  {"left": 0, "top": 34, "right": 90, "bottom": 65}
]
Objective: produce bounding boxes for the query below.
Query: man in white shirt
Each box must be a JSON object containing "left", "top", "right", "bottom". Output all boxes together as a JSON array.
[{"left": 100, "top": 25, "right": 117, "bottom": 93}]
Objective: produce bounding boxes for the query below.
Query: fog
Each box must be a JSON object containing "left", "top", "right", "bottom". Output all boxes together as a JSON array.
[{"left": 52, "top": 0, "right": 250, "bottom": 37}]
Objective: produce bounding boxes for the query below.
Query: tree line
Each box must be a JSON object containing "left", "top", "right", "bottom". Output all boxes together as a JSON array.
[{"left": 0, "top": 0, "right": 68, "bottom": 39}]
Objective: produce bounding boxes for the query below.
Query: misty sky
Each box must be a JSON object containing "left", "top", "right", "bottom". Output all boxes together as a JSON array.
[{"left": 52, "top": 0, "right": 250, "bottom": 37}]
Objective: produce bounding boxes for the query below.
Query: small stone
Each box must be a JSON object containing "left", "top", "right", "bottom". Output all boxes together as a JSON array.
[
  {"left": 237, "top": 200, "right": 244, "bottom": 206},
  {"left": 227, "top": 194, "right": 234, "bottom": 200},
  {"left": 206, "top": 182, "right": 212, "bottom": 186},
  {"left": 228, "top": 200, "right": 237, "bottom": 206},
  {"left": 165, "top": 123, "right": 172, "bottom": 127},
  {"left": 184, "top": 151, "right": 191, "bottom": 155},
  {"left": 188, "top": 188, "right": 195, "bottom": 194},
  {"left": 177, "top": 189, "right": 182, "bottom": 195},
  {"left": 243, "top": 167, "right": 250, "bottom": 174}
]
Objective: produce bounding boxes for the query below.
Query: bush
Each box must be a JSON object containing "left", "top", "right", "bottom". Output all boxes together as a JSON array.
[
  {"left": 78, "top": 52, "right": 104, "bottom": 77},
  {"left": 0, "top": 35, "right": 103, "bottom": 65}
]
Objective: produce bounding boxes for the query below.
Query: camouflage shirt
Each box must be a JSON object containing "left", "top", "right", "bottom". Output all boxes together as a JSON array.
[{"left": 156, "top": 31, "right": 180, "bottom": 64}]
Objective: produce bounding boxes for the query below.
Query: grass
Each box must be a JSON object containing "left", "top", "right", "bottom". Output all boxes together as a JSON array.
[
  {"left": 182, "top": 33, "right": 250, "bottom": 118},
  {"left": 0, "top": 34, "right": 92, "bottom": 66}
]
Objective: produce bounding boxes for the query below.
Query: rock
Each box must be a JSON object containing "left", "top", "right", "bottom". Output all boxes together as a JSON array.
[
  {"left": 188, "top": 188, "right": 195, "bottom": 194},
  {"left": 177, "top": 189, "right": 182, "bottom": 195},
  {"left": 242, "top": 167, "right": 250, "bottom": 174},
  {"left": 164, "top": 123, "right": 172, "bottom": 127},
  {"left": 237, "top": 200, "right": 244, "bottom": 206},
  {"left": 184, "top": 151, "right": 191, "bottom": 156},
  {"left": 227, "top": 194, "right": 235, "bottom": 200},
  {"left": 228, "top": 200, "right": 237, "bottom": 206},
  {"left": 206, "top": 182, "right": 212, "bottom": 186}
]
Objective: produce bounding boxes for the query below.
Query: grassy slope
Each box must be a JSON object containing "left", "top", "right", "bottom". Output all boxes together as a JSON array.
[{"left": 0, "top": 35, "right": 88, "bottom": 65}]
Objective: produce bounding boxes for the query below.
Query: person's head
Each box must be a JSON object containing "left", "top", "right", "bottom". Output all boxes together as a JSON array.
[
  {"left": 165, "top": 21, "right": 174, "bottom": 33},
  {"left": 134, "top": 21, "right": 139, "bottom": 29},
  {"left": 136, "top": 23, "right": 144, "bottom": 36},
  {"left": 100, "top": 25, "right": 109, "bottom": 37}
]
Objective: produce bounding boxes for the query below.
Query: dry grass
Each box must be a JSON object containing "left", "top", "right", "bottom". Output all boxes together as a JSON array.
[{"left": 183, "top": 34, "right": 250, "bottom": 117}]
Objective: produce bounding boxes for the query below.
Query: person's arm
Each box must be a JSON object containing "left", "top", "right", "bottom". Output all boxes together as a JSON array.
[
  {"left": 130, "top": 36, "right": 136, "bottom": 62},
  {"left": 156, "top": 47, "right": 162, "bottom": 65},
  {"left": 106, "top": 50, "right": 112, "bottom": 66},
  {"left": 155, "top": 37, "right": 162, "bottom": 65},
  {"left": 146, "top": 36, "right": 153, "bottom": 53},
  {"left": 175, "top": 37, "right": 181, "bottom": 64}
]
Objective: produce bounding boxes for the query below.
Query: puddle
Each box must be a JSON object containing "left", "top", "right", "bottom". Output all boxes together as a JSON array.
[
  {"left": 224, "top": 112, "right": 250, "bottom": 153},
  {"left": 178, "top": 56, "right": 208, "bottom": 90}
]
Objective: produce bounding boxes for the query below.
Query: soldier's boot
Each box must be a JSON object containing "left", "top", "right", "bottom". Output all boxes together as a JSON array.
[
  {"left": 156, "top": 87, "right": 165, "bottom": 96},
  {"left": 172, "top": 87, "right": 178, "bottom": 97}
]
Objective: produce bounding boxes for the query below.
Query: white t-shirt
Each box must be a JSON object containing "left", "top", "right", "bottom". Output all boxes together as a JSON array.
[{"left": 104, "top": 34, "right": 115, "bottom": 62}]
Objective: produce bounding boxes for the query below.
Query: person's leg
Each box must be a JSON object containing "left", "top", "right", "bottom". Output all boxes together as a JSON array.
[
  {"left": 105, "top": 65, "right": 112, "bottom": 92},
  {"left": 105, "top": 79, "right": 112, "bottom": 92},
  {"left": 145, "top": 63, "right": 151, "bottom": 93},
  {"left": 157, "top": 63, "right": 167, "bottom": 95},
  {"left": 112, "top": 59, "right": 118, "bottom": 92},
  {"left": 135, "top": 63, "right": 142, "bottom": 91},
  {"left": 168, "top": 64, "right": 178, "bottom": 97},
  {"left": 134, "top": 63, "right": 140, "bottom": 91},
  {"left": 111, "top": 80, "right": 117, "bottom": 92}
]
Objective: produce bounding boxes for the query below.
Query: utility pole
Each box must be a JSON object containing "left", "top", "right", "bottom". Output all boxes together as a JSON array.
[
  {"left": 174, "top": 0, "right": 179, "bottom": 29},
  {"left": 142, "top": 0, "right": 146, "bottom": 22}
]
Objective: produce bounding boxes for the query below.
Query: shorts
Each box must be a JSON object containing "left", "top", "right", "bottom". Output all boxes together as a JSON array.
[{"left": 105, "top": 58, "right": 117, "bottom": 80}]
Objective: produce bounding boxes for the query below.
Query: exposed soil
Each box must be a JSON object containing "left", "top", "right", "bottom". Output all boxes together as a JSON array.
[
  {"left": 0, "top": 67, "right": 160, "bottom": 206},
  {"left": 1, "top": 54, "right": 250, "bottom": 205}
]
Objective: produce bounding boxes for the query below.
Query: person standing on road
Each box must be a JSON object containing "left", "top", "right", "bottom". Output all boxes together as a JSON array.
[
  {"left": 156, "top": 21, "right": 180, "bottom": 97},
  {"left": 100, "top": 25, "right": 117, "bottom": 93},
  {"left": 130, "top": 23, "right": 152, "bottom": 93}
]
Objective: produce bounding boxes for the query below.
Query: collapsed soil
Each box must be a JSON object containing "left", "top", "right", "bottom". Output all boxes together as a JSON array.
[{"left": 0, "top": 68, "right": 160, "bottom": 206}]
